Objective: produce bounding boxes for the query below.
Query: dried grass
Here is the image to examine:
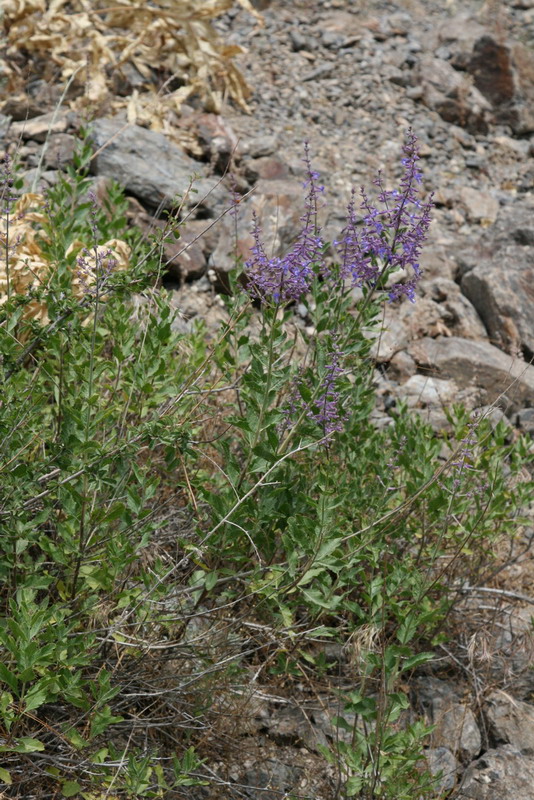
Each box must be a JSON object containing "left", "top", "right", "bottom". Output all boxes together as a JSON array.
[
  {"left": 0, "top": 191, "right": 130, "bottom": 325},
  {"left": 1, "top": 0, "right": 260, "bottom": 126}
]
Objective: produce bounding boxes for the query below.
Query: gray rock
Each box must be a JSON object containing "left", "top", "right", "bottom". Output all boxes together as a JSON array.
[
  {"left": 263, "top": 706, "right": 329, "bottom": 752},
  {"left": 244, "top": 155, "right": 289, "bottom": 182},
  {"left": 414, "top": 54, "right": 491, "bottom": 133},
  {"left": 399, "top": 374, "right": 459, "bottom": 408},
  {"left": 456, "top": 745, "right": 534, "bottom": 800},
  {"left": 461, "top": 246, "right": 534, "bottom": 358},
  {"left": 424, "top": 278, "right": 488, "bottom": 340},
  {"left": 491, "top": 606, "right": 534, "bottom": 700},
  {"left": 467, "top": 36, "right": 534, "bottom": 135},
  {"left": 458, "top": 187, "right": 499, "bottom": 225},
  {"left": 407, "top": 336, "right": 534, "bottom": 413},
  {"left": 164, "top": 226, "right": 208, "bottom": 283},
  {"left": 370, "top": 309, "right": 410, "bottom": 361},
  {"left": 424, "top": 747, "right": 458, "bottom": 793},
  {"left": 0, "top": 113, "right": 11, "bottom": 139},
  {"left": 435, "top": 14, "right": 534, "bottom": 134},
  {"left": 245, "top": 134, "right": 279, "bottom": 158},
  {"left": 19, "top": 168, "right": 61, "bottom": 193},
  {"left": 433, "top": 702, "right": 482, "bottom": 763},
  {"left": 485, "top": 692, "right": 534, "bottom": 754},
  {"left": 243, "top": 761, "right": 300, "bottom": 800},
  {"left": 90, "top": 118, "right": 223, "bottom": 213},
  {"left": 412, "top": 676, "right": 459, "bottom": 714},
  {"left": 516, "top": 407, "right": 534, "bottom": 435},
  {"left": 190, "top": 112, "right": 238, "bottom": 172},
  {"left": 438, "top": 11, "right": 486, "bottom": 51},
  {"left": 412, "top": 678, "right": 481, "bottom": 764},
  {"left": 289, "top": 29, "right": 310, "bottom": 52},
  {"left": 2, "top": 94, "right": 52, "bottom": 121},
  {"left": 42, "top": 133, "right": 76, "bottom": 168},
  {"left": 9, "top": 111, "right": 69, "bottom": 142},
  {"left": 388, "top": 350, "right": 418, "bottom": 381}
]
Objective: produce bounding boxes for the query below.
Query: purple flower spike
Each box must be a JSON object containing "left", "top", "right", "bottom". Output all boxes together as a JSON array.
[
  {"left": 307, "top": 341, "right": 347, "bottom": 438},
  {"left": 244, "top": 143, "right": 324, "bottom": 304},
  {"left": 283, "top": 340, "right": 347, "bottom": 442},
  {"left": 336, "top": 129, "right": 433, "bottom": 303}
]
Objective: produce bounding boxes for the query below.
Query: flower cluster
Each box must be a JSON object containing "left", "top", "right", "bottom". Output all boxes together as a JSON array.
[
  {"left": 243, "top": 131, "right": 432, "bottom": 307},
  {"left": 244, "top": 131, "right": 433, "bottom": 445},
  {"left": 336, "top": 129, "right": 434, "bottom": 302},
  {"left": 244, "top": 143, "right": 324, "bottom": 304},
  {"left": 283, "top": 340, "right": 347, "bottom": 441},
  {"left": 308, "top": 341, "right": 347, "bottom": 437}
]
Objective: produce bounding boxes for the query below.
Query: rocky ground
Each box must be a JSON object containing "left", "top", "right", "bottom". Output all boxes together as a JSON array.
[{"left": 3, "top": 0, "right": 534, "bottom": 796}]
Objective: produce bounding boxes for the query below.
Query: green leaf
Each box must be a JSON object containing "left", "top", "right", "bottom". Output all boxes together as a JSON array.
[
  {"left": 0, "top": 766, "right": 12, "bottom": 785},
  {"left": 15, "top": 538, "right": 29, "bottom": 555},
  {"left": 24, "top": 683, "right": 51, "bottom": 712},
  {"left": 89, "top": 705, "right": 123, "bottom": 739},
  {"left": 65, "top": 728, "right": 86, "bottom": 750},
  {"left": 62, "top": 780, "right": 81, "bottom": 797},
  {"left": 204, "top": 571, "right": 218, "bottom": 591},
  {"left": 0, "top": 737, "right": 45, "bottom": 753},
  {"left": 402, "top": 651, "right": 434, "bottom": 673},
  {"left": 0, "top": 664, "right": 18, "bottom": 692},
  {"left": 345, "top": 776, "right": 363, "bottom": 796}
]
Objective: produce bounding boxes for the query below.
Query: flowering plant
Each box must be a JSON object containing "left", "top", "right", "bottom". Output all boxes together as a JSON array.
[
  {"left": 245, "top": 130, "right": 433, "bottom": 307},
  {"left": 1, "top": 127, "right": 529, "bottom": 800},
  {"left": 241, "top": 130, "right": 433, "bottom": 444}
]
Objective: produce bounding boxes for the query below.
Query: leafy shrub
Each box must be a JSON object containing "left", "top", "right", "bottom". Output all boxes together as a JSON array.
[{"left": 0, "top": 130, "right": 531, "bottom": 799}]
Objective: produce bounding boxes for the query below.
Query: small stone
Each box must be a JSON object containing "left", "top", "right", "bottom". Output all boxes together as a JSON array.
[
  {"left": 425, "top": 747, "right": 458, "bottom": 793},
  {"left": 246, "top": 134, "right": 279, "bottom": 158},
  {"left": 516, "top": 408, "right": 534, "bottom": 435},
  {"left": 400, "top": 374, "right": 459, "bottom": 408},
  {"left": 289, "top": 29, "right": 309, "bottom": 52},
  {"left": 322, "top": 30, "right": 344, "bottom": 49},
  {"left": 2, "top": 94, "right": 47, "bottom": 121},
  {"left": 388, "top": 350, "right": 417, "bottom": 381},
  {"left": 244, "top": 156, "right": 289, "bottom": 182},
  {"left": 406, "top": 85, "right": 424, "bottom": 100},
  {"left": 43, "top": 133, "right": 76, "bottom": 168},
  {"left": 458, "top": 187, "right": 499, "bottom": 224},
  {"left": 9, "top": 112, "right": 68, "bottom": 143}
]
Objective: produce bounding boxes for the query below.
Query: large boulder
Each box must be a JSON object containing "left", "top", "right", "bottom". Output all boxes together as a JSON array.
[
  {"left": 407, "top": 336, "right": 534, "bottom": 413},
  {"left": 435, "top": 14, "right": 534, "bottom": 134},
  {"left": 91, "top": 118, "right": 225, "bottom": 214},
  {"left": 485, "top": 692, "right": 534, "bottom": 755},
  {"left": 467, "top": 36, "right": 534, "bottom": 135},
  {"left": 461, "top": 246, "right": 534, "bottom": 358},
  {"left": 413, "top": 54, "right": 491, "bottom": 133},
  {"left": 456, "top": 745, "right": 534, "bottom": 800},
  {"left": 459, "top": 199, "right": 534, "bottom": 358}
]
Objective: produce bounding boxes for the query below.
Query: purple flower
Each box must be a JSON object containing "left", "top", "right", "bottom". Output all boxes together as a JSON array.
[
  {"left": 284, "top": 340, "right": 347, "bottom": 440},
  {"left": 307, "top": 342, "right": 347, "bottom": 437},
  {"left": 336, "top": 130, "right": 433, "bottom": 303},
  {"left": 244, "top": 143, "right": 324, "bottom": 304}
]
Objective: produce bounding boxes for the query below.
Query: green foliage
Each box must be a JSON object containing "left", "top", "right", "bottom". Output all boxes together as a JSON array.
[{"left": 0, "top": 133, "right": 532, "bottom": 799}]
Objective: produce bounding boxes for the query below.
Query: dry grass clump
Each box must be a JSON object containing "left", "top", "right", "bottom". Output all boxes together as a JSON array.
[
  {"left": 1, "top": 0, "right": 260, "bottom": 125},
  {"left": 0, "top": 190, "right": 130, "bottom": 325}
]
